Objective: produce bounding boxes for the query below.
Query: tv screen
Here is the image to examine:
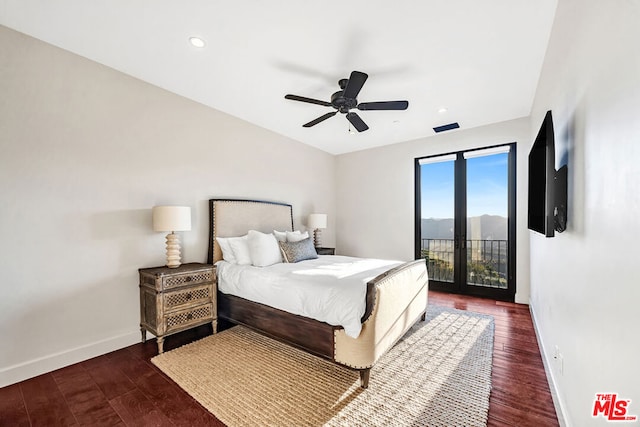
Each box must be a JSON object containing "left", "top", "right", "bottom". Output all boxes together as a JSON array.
[{"left": 528, "top": 110, "right": 556, "bottom": 237}]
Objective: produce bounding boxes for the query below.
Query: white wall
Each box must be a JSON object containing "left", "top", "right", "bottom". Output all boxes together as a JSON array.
[
  {"left": 528, "top": 1, "right": 640, "bottom": 425},
  {"left": 0, "top": 26, "right": 336, "bottom": 387},
  {"left": 335, "top": 117, "right": 532, "bottom": 303}
]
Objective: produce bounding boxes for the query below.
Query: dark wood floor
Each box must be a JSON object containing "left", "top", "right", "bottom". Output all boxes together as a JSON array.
[
  {"left": 0, "top": 291, "right": 559, "bottom": 426},
  {"left": 428, "top": 292, "right": 559, "bottom": 426}
]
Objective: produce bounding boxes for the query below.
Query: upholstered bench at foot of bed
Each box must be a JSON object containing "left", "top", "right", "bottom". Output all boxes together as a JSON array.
[{"left": 333, "top": 259, "right": 429, "bottom": 387}]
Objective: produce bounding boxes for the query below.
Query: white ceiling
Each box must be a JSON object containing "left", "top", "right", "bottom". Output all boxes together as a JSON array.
[{"left": 0, "top": 0, "right": 558, "bottom": 155}]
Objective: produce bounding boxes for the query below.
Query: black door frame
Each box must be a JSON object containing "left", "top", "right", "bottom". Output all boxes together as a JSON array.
[{"left": 414, "top": 143, "right": 517, "bottom": 302}]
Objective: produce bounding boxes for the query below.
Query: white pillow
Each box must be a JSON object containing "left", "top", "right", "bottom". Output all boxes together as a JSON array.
[
  {"left": 273, "top": 229, "right": 296, "bottom": 242},
  {"left": 247, "top": 230, "right": 282, "bottom": 267},
  {"left": 216, "top": 237, "right": 237, "bottom": 263},
  {"left": 228, "top": 235, "right": 252, "bottom": 265},
  {"left": 286, "top": 230, "right": 309, "bottom": 242}
]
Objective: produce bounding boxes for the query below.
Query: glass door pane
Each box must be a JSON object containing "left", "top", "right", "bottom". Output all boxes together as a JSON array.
[
  {"left": 464, "top": 148, "right": 509, "bottom": 290},
  {"left": 419, "top": 155, "right": 456, "bottom": 285}
]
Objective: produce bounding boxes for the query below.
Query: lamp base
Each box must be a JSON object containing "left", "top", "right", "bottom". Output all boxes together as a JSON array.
[
  {"left": 165, "top": 232, "right": 182, "bottom": 268},
  {"left": 313, "top": 228, "right": 322, "bottom": 248}
]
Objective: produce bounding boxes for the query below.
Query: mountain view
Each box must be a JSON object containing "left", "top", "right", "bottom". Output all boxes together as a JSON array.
[{"left": 421, "top": 215, "right": 507, "bottom": 240}]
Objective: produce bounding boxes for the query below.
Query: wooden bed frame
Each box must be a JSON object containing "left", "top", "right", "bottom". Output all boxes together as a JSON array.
[{"left": 207, "top": 198, "right": 429, "bottom": 388}]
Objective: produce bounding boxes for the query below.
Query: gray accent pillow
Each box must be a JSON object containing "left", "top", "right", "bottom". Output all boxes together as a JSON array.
[{"left": 278, "top": 238, "right": 318, "bottom": 263}]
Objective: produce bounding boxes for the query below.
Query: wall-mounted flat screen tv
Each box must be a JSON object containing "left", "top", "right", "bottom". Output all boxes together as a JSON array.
[{"left": 528, "top": 110, "right": 556, "bottom": 237}]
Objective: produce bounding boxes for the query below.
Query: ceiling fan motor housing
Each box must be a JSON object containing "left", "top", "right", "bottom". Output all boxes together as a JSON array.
[{"left": 331, "top": 90, "right": 357, "bottom": 113}]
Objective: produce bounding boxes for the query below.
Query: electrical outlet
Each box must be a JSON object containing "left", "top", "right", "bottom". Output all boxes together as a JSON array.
[
  {"left": 558, "top": 354, "right": 564, "bottom": 375},
  {"left": 554, "top": 345, "right": 560, "bottom": 360}
]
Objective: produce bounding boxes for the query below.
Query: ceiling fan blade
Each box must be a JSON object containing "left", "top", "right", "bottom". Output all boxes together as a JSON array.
[
  {"left": 342, "top": 71, "right": 368, "bottom": 99},
  {"left": 346, "top": 112, "right": 369, "bottom": 132},
  {"left": 303, "top": 111, "right": 337, "bottom": 127},
  {"left": 357, "top": 100, "right": 409, "bottom": 111},
  {"left": 285, "top": 94, "right": 332, "bottom": 107}
]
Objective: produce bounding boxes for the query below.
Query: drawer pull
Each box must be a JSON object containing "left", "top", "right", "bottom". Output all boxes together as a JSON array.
[
  {"left": 186, "top": 293, "right": 192, "bottom": 300},
  {"left": 186, "top": 313, "right": 193, "bottom": 320},
  {"left": 185, "top": 276, "right": 192, "bottom": 282}
]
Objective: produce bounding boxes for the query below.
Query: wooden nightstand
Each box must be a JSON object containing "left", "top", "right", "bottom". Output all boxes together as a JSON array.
[
  {"left": 315, "top": 247, "right": 335, "bottom": 255},
  {"left": 138, "top": 263, "right": 217, "bottom": 353}
]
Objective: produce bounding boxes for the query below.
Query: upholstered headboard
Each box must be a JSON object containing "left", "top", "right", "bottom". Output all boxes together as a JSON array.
[{"left": 207, "top": 199, "right": 294, "bottom": 264}]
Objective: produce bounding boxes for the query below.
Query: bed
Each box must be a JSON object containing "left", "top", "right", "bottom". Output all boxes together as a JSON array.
[{"left": 207, "top": 198, "right": 429, "bottom": 388}]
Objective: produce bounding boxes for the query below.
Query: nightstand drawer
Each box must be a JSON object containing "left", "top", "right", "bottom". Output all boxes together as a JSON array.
[
  {"left": 164, "top": 284, "right": 212, "bottom": 311},
  {"left": 140, "top": 264, "right": 215, "bottom": 291},
  {"left": 165, "top": 303, "right": 214, "bottom": 334},
  {"left": 161, "top": 270, "right": 213, "bottom": 291},
  {"left": 315, "top": 247, "right": 335, "bottom": 255}
]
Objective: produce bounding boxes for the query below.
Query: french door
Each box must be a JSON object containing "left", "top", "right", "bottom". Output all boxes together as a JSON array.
[{"left": 414, "top": 143, "right": 516, "bottom": 301}]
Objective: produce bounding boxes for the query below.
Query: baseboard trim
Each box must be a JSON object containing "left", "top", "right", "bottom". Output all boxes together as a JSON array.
[
  {"left": 0, "top": 331, "right": 140, "bottom": 388},
  {"left": 529, "top": 303, "right": 570, "bottom": 427}
]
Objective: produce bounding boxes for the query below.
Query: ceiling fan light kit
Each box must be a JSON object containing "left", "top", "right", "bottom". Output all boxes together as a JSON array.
[{"left": 285, "top": 71, "right": 408, "bottom": 133}]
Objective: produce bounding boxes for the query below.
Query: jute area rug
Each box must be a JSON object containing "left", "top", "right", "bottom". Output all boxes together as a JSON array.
[{"left": 152, "top": 305, "right": 494, "bottom": 427}]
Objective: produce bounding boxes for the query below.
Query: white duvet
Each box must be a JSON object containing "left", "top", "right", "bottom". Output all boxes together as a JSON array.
[{"left": 216, "top": 255, "right": 401, "bottom": 338}]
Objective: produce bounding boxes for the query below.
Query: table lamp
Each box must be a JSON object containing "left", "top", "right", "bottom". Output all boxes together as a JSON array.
[
  {"left": 308, "top": 213, "right": 327, "bottom": 248},
  {"left": 152, "top": 206, "right": 191, "bottom": 268}
]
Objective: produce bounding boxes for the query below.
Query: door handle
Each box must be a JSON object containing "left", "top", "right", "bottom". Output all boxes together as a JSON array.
[{"left": 455, "top": 236, "right": 466, "bottom": 250}]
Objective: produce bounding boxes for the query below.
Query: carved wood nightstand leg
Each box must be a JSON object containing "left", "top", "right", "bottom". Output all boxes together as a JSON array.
[
  {"left": 212, "top": 319, "right": 218, "bottom": 334},
  {"left": 141, "top": 328, "right": 147, "bottom": 343},
  {"left": 157, "top": 336, "right": 165, "bottom": 354}
]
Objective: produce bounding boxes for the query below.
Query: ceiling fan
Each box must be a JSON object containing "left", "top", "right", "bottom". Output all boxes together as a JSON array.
[{"left": 284, "top": 71, "right": 408, "bottom": 132}]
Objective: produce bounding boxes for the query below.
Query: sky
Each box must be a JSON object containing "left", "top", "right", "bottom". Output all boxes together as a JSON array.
[{"left": 420, "top": 152, "right": 508, "bottom": 219}]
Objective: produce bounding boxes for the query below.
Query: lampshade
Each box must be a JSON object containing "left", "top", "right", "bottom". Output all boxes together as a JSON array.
[
  {"left": 152, "top": 206, "right": 191, "bottom": 232},
  {"left": 308, "top": 213, "right": 327, "bottom": 229}
]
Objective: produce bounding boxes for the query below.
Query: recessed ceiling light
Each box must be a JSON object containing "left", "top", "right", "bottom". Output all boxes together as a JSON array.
[
  {"left": 438, "top": 107, "right": 448, "bottom": 114},
  {"left": 189, "top": 37, "right": 206, "bottom": 48}
]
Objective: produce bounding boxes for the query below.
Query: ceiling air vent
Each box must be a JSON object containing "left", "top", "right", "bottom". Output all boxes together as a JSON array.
[{"left": 433, "top": 122, "right": 460, "bottom": 133}]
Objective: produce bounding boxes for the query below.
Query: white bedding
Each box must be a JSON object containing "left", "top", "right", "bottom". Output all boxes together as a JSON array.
[{"left": 216, "top": 255, "right": 402, "bottom": 338}]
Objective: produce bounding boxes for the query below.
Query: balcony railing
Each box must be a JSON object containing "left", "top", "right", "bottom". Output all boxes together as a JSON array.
[{"left": 420, "top": 238, "right": 508, "bottom": 289}]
